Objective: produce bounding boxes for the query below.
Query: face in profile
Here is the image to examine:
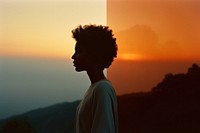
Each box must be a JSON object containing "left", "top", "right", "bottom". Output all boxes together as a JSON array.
[{"left": 72, "top": 43, "right": 93, "bottom": 72}]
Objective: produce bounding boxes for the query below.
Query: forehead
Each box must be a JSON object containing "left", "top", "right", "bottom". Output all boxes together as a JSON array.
[
  {"left": 75, "top": 42, "right": 86, "bottom": 51},
  {"left": 75, "top": 42, "right": 81, "bottom": 49}
]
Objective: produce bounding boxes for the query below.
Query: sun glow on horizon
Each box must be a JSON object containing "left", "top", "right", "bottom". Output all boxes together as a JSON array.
[
  {"left": 108, "top": 0, "right": 200, "bottom": 61},
  {"left": 118, "top": 53, "right": 145, "bottom": 61}
]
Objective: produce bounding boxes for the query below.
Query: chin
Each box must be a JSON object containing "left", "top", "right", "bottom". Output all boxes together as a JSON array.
[{"left": 75, "top": 67, "right": 84, "bottom": 72}]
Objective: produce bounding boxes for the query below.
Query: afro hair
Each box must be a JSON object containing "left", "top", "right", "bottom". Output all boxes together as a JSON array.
[{"left": 72, "top": 24, "right": 118, "bottom": 69}]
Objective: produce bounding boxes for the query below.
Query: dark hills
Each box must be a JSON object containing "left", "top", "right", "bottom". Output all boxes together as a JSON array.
[
  {"left": 118, "top": 64, "right": 200, "bottom": 133},
  {"left": 1, "top": 64, "right": 200, "bottom": 133},
  {"left": 0, "top": 101, "right": 80, "bottom": 133}
]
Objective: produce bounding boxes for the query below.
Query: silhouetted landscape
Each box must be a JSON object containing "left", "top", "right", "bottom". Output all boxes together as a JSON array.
[
  {"left": 0, "top": 64, "right": 200, "bottom": 133},
  {"left": 118, "top": 64, "right": 200, "bottom": 133}
]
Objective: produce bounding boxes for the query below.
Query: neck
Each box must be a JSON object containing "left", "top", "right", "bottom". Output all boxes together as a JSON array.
[{"left": 87, "top": 68, "right": 106, "bottom": 85}]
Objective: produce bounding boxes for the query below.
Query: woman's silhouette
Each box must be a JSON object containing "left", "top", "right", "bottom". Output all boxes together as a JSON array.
[{"left": 71, "top": 24, "right": 118, "bottom": 133}]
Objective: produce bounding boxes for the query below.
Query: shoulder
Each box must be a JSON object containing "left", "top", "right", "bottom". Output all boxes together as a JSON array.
[
  {"left": 94, "top": 80, "right": 113, "bottom": 92},
  {"left": 92, "top": 80, "right": 116, "bottom": 98}
]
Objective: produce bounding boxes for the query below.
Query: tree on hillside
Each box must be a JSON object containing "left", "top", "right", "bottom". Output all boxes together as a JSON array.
[{"left": 152, "top": 63, "right": 200, "bottom": 92}]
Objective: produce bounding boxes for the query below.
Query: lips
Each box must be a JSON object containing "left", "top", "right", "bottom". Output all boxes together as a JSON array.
[{"left": 73, "top": 61, "right": 77, "bottom": 66}]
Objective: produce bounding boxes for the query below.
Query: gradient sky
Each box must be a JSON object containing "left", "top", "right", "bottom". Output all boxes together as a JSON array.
[
  {"left": 0, "top": 0, "right": 106, "bottom": 119},
  {"left": 0, "top": 0, "right": 106, "bottom": 58},
  {"left": 108, "top": 0, "right": 200, "bottom": 60},
  {"left": 1, "top": 0, "right": 200, "bottom": 119},
  {"left": 107, "top": 0, "right": 200, "bottom": 94}
]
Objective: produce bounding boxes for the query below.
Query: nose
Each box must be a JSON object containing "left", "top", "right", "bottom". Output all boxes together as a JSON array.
[
  {"left": 72, "top": 52, "right": 79, "bottom": 60},
  {"left": 72, "top": 53, "right": 75, "bottom": 59}
]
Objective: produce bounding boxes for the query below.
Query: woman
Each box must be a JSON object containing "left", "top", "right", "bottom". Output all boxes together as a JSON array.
[{"left": 71, "top": 24, "right": 118, "bottom": 133}]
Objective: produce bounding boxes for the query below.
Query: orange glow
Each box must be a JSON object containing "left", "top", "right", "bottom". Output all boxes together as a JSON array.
[
  {"left": 118, "top": 53, "right": 145, "bottom": 61},
  {"left": 108, "top": 0, "right": 200, "bottom": 61},
  {"left": 107, "top": 0, "right": 200, "bottom": 94},
  {"left": 0, "top": 0, "right": 106, "bottom": 59}
]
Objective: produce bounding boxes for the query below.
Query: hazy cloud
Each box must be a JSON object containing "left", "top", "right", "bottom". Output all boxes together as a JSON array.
[
  {"left": 115, "top": 25, "right": 159, "bottom": 58},
  {"left": 115, "top": 25, "right": 190, "bottom": 60}
]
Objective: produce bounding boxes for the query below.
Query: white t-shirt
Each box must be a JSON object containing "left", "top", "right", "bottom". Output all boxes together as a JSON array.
[{"left": 76, "top": 79, "right": 118, "bottom": 133}]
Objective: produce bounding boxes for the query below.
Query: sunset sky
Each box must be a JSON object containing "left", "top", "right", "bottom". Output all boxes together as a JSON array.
[
  {"left": 0, "top": 0, "right": 200, "bottom": 119},
  {"left": 0, "top": 0, "right": 106, "bottom": 58},
  {"left": 107, "top": 0, "right": 200, "bottom": 94},
  {"left": 1, "top": 0, "right": 199, "bottom": 60},
  {"left": 0, "top": 0, "right": 106, "bottom": 119},
  {"left": 108, "top": 0, "right": 200, "bottom": 60}
]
